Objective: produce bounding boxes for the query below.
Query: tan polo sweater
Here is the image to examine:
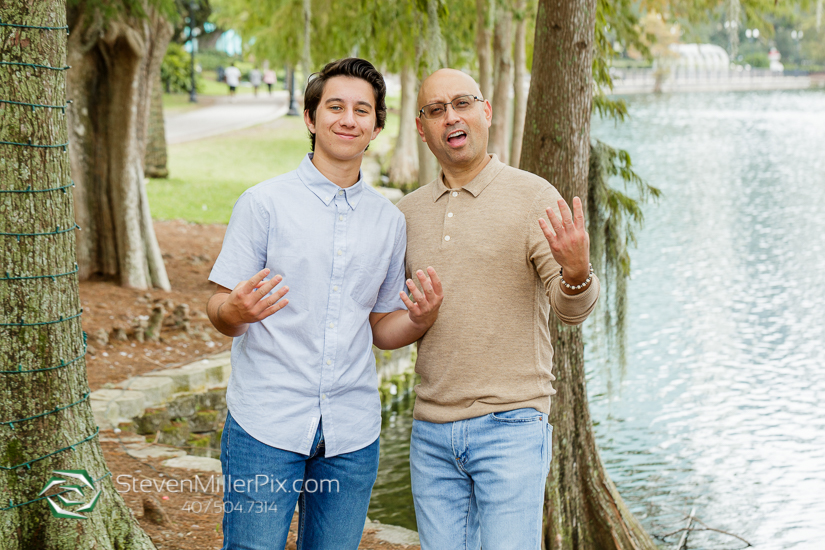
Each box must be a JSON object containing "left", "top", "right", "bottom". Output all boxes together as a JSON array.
[{"left": 396, "top": 155, "right": 600, "bottom": 423}]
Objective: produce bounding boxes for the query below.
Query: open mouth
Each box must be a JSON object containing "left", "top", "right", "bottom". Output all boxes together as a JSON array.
[{"left": 446, "top": 130, "right": 467, "bottom": 147}]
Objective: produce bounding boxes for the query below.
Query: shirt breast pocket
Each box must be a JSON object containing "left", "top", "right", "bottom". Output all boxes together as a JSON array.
[{"left": 350, "top": 254, "right": 391, "bottom": 310}]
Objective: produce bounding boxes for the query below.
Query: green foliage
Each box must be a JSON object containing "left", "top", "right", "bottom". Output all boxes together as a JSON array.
[
  {"left": 587, "top": 139, "right": 661, "bottom": 370},
  {"left": 196, "top": 49, "right": 235, "bottom": 71},
  {"left": 161, "top": 42, "right": 192, "bottom": 93},
  {"left": 172, "top": 0, "right": 212, "bottom": 44},
  {"left": 742, "top": 50, "right": 769, "bottom": 67},
  {"left": 67, "top": 0, "right": 178, "bottom": 23}
]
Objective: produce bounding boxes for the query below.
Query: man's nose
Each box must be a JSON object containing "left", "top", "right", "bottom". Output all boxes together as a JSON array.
[
  {"left": 340, "top": 107, "right": 357, "bottom": 126},
  {"left": 444, "top": 103, "right": 461, "bottom": 125}
]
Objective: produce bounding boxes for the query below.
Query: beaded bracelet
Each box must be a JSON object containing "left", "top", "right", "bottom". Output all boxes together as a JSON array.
[{"left": 559, "top": 263, "right": 594, "bottom": 291}]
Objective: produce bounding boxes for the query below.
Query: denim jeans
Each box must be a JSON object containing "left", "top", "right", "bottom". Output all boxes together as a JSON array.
[
  {"left": 410, "top": 408, "right": 553, "bottom": 550},
  {"left": 220, "top": 412, "right": 379, "bottom": 550}
]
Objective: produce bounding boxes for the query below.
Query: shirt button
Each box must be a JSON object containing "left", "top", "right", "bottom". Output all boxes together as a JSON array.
[
  {"left": 338, "top": 190, "right": 344, "bottom": 195},
  {"left": 444, "top": 235, "right": 451, "bottom": 241},
  {"left": 339, "top": 215, "right": 344, "bottom": 221},
  {"left": 329, "top": 322, "right": 335, "bottom": 328},
  {"left": 451, "top": 191, "right": 458, "bottom": 197},
  {"left": 337, "top": 250, "right": 343, "bottom": 256},
  {"left": 333, "top": 286, "right": 339, "bottom": 292},
  {"left": 448, "top": 212, "right": 454, "bottom": 218},
  {"left": 326, "top": 359, "right": 332, "bottom": 365},
  {"left": 326, "top": 196, "right": 331, "bottom": 201},
  {"left": 322, "top": 394, "right": 327, "bottom": 400}
]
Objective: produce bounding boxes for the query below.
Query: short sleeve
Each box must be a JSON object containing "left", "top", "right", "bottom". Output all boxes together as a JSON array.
[
  {"left": 371, "top": 215, "right": 408, "bottom": 313},
  {"left": 208, "top": 191, "right": 269, "bottom": 290}
]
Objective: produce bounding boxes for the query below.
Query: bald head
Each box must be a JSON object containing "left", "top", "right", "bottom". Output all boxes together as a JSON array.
[{"left": 417, "top": 69, "right": 483, "bottom": 110}]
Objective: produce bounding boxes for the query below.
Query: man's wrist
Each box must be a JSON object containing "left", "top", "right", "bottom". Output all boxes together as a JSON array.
[{"left": 559, "top": 263, "right": 594, "bottom": 290}]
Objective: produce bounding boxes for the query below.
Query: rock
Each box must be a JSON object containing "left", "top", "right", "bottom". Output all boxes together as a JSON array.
[
  {"left": 127, "top": 446, "right": 187, "bottom": 459},
  {"left": 167, "top": 394, "right": 198, "bottom": 418},
  {"left": 157, "top": 420, "right": 190, "bottom": 447},
  {"left": 173, "top": 303, "right": 191, "bottom": 333},
  {"left": 162, "top": 455, "right": 222, "bottom": 474},
  {"left": 189, "top": 410, "right": 218, "bottom": 433},
  {"left": 142, "top": 495, "right": 171, "bottom": 525},
  {"left": 87, "top": 344, "right": 97, "bottom": 356},
  {"left": 146, "top": 305, "right": 165, "bottom": 342},
  {"left": 94, "top": 328, "right": 109, "bottom": 347},
  {"left": 113, "top": 326, "right": 128, "bottom": 341},
  {"left": 134, "top": 408, "right": 171, "bottom": 435}
]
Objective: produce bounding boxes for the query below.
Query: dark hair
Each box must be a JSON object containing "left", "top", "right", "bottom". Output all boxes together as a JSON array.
[{"left": 304, "top": 58, "right": 387, "bottom": 152}]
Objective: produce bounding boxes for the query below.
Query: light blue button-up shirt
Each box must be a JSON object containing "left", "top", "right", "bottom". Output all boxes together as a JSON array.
[{"left": 209, "top": 154, "right": 407, "bottom": 457}]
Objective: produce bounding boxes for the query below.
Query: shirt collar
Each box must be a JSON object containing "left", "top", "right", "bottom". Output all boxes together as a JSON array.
[
  {"left": 297, "top": 153, "right": 364, "bottom": 210},
  {"left": 431, "top": 154, "right": 506, "bottom": 201}
]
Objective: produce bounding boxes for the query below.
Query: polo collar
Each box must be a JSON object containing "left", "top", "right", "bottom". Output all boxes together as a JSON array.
[
  {"left": 298, "top": 153, "right": 364, "bottom": 210},
  {"left": 431, "top": 154, "right": 506, "bottom": 202}
]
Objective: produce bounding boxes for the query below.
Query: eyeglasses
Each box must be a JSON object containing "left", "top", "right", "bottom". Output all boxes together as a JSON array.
[{"left": 418, "top": 95, "right": 483, "bottom": 119}]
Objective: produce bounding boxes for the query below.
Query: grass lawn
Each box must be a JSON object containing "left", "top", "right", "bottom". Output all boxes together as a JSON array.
[{"left": 147, "top": 112, "right": 400, "bottom": 224}]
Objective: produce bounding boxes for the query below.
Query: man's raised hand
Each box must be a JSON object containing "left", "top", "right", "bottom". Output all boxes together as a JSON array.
[
  {"left": 538, "top": 196, "right": 591, "bottom": 283},
  {"left": 219, "top": 268, "right": 290, "bottom": 327},
  {"left": 400, "top": 267, "right": 444, "bottom": 330}
]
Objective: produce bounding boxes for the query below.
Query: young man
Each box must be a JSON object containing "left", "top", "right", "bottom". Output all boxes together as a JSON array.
[
  {"left": 396, "top": 69, "right": 600, "bottom": 549},
  {"left": 207, "top": 58, "right": 443, "bottom": 550}
]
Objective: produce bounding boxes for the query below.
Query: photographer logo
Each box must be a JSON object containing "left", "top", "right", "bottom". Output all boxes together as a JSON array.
[{"left": 38, "top": 470, "right": 102, "bottom": 519}]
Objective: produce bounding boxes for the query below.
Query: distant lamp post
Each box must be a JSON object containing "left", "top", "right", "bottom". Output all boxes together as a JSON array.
[
  {"left": 287, "top": 66, "right": 300, "bottom": 116},
  {"left": 188, "top": 0, "right": 198, "bottom": 103}
]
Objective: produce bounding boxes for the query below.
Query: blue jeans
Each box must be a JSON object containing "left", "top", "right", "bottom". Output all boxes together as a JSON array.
[
  {"left": 410, "top": 408, "right": 553, "bottom": 550},
  {"left": 220, "top": 412, "right": 379, "bottom": 550}
]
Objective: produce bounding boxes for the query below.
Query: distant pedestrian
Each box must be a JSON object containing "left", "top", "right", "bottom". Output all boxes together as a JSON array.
[
  {"left": 250, "top": 66, "right": 262, "bottom": 97},
  {"left": 225, "top": 62, "right": 241, "bottom": 101},
  {"left": 263, "top": 67, "right": 276, "bottom": 95}
]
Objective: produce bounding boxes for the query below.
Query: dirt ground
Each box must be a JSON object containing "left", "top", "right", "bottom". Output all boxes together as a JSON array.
[
  {"left": 89, "top": 220, "right": 419, "bottom": 549},
  {"left": 80, "top": 220, "right": 233, "bottom": 391}
]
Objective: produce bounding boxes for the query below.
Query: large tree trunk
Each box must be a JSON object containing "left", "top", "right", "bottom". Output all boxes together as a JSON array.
[
  {"left": 520, "top": 0, "right": 658, "bottom": 548},
  {"left": 67, "top": 3, "right": 171, "bottom": 290},
  {"left": 509, "top": 0, "right": 527, "bottom": 169},
  {"left": 475, "top": 0, "right": 494, "bottom": 99},
  {"left": 489, "top": 2, "right": 513, "bottom": 165},
  {"left": 388, "top": 63, "right": 419, "bottom": 192},
  {"left": 416, "top": 0, "right": 443, "bottom": 187},
  {"left": 144, "top": 70, "right": 168, "bottom": 178},
  {"left": 0, "top": 2, "right": 156, "bottom": 548}
]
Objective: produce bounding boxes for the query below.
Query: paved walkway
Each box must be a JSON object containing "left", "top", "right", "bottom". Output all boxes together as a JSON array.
[{"left": 164, "top": 91, "right": 291, "bottom": 145}]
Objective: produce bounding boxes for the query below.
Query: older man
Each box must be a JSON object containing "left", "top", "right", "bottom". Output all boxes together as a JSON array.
[{"left": 396, "top": 69, "right": 600, "bottom": 549}]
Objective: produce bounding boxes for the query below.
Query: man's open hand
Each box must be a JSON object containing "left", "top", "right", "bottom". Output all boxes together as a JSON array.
[
  {"left": 538, "top": 196, "right": 591, "bottom": 284},
  {"left": 219, "top": 268, "right": 290, "bottom": 327},
  {"left": 400, "top": 267, "right": 443, "bottom": 330}
]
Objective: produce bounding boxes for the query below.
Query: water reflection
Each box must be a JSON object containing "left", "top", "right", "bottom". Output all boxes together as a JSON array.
[{"left": 589, "top": 90, "right": 825, "bottom": 549}]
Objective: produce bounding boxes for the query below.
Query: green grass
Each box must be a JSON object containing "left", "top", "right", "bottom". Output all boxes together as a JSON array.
[{"left": 148, "top": 112, "right": 400, "bottom": 224}]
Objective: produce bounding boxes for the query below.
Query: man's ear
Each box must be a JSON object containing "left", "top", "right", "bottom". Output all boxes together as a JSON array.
[
  {"left": 304, "top": 110, "right": 315, "bottom": 134},
  {"left": 415, "top": 118, "right": 427, "bottom": 143},
  {"left": 483, "top": 100, "right": 492, "bottom": 129},
  {"left": 371, "top": 124, "right": 382, "bottom": 141}
]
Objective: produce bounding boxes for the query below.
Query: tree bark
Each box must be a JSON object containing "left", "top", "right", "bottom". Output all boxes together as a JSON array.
[
  {"left": 489, "top": 2, "right": 513, "bottom": 165},
  {"left": 417, "top": 0, "right": 443, "bottom": 187},
  {"left": 388, "top": 63, "right": 419, "bottom": 192},
  {"left": 302, "top": 0, "right": 311, "bottom": 89},
  {"left": 509, "top": 0, "right": 527, "bottom": 169},
  {"left": 475, "top": 0, "right": 494, "bottom": 99},
  {"left": 0, "top": 2, "right": 156, "bottom": 548},
  {"left": 144, "top": 70, "right": 168, "bottom": 179},
  {"left": 66, "top": 3, "right": 171, "bottom": 290},
  {"left": 520, "top": 0, "right": 658, "bottom": 548}
]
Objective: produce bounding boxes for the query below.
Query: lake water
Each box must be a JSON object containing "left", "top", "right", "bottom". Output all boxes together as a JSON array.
[{"left": 369, "top": 90, "right": 825, "bottom": 549}]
